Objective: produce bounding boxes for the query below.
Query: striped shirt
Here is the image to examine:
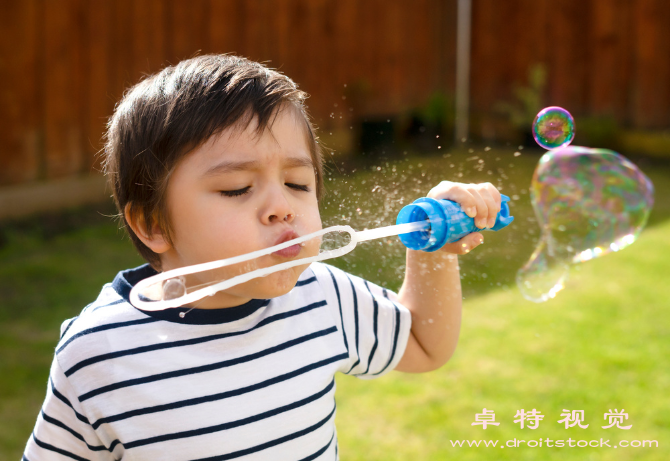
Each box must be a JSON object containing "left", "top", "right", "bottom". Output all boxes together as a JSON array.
[{"left": 24, "top": 262, "right": 411, "bottom": 460}]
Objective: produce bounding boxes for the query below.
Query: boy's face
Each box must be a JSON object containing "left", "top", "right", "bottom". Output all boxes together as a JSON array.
[{"left": 158, "top": 107, "right": 322, "bottom": 308}]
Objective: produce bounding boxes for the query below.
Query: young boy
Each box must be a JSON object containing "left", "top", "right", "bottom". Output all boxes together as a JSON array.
[{"left": 24, "top": 54, "right": 501, "bottom": 460}]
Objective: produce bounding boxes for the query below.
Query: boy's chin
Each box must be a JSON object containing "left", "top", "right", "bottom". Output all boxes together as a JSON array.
[
  {"left": 233, "top": 264, "right": 310, "bottom": 300},
  {"left": 255, "top": 265, "right": 308, "bottom": 297}
]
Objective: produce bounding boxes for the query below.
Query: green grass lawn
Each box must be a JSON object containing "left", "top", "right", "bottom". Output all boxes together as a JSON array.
[
  {"left": 0, "top": 221, "right": 145, "bottom": 456},
  {"left": 1, "top": 147, "right": 668, "bottom": 459},
  {"left": 334, "top": 218, "right": 670, "bottom": 461}
]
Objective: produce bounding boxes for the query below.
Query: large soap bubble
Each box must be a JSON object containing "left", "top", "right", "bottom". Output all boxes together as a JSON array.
[
  {"left": 517, "top": 146, "right": 654, "bottom": 302},
  {"left": 533, "top": 106, "right": 575, "bottom": 149}
]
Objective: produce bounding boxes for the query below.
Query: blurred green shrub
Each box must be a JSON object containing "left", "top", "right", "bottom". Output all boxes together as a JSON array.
[
  {"left": 399, "top": 91, "right": 454, "bottom": 152},
  {"left": 573, "top": 116, "right": 620, "bottom": 150},
  {"left": 495, "top": 63, "right": 547, "bottom": 132},
  {"left": 573, "top": 117, "right": 670, "bottom": 159},
  {"left": 619, "top": 130, "right": 670, "bottom": 158},
  {"left": 418, "top": 91, "right": 455, "bottom": 133}
]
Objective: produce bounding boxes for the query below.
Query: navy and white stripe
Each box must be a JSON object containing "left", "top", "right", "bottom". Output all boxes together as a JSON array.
[{"left": 24, "top": 262, "right": 411, "bottom": 460}]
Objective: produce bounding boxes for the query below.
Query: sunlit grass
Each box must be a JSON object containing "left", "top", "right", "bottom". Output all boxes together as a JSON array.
[
  {"left": 334, "top": 219, "right": 670, "bottom": 460},
  {"left": 0, "top": 222, "right": 144, "bottom": 455}
]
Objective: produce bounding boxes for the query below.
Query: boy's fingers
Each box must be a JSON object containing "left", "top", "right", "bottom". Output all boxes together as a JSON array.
[
  {"left": 429, "top": 185, "right": 478, "bottom": 217},
  {"left": 484, "top": 182, "right": 502, "bottom": 204},
  {"left": 427, "top": 182, "right": 502, "bottom": 227},
  {"left": 478, "top": 188, "right": 500, "bottom": 228},
  {"left": 466, "top": 187, "right": 488, "bottom": 228},
  {"left": 485, "top": 183, "right": 503, "bottom": 226}
]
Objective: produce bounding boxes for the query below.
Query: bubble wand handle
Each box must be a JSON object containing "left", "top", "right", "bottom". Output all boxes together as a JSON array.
[{"left": 396, "top": 194, "right": 515, "bottom": 252}]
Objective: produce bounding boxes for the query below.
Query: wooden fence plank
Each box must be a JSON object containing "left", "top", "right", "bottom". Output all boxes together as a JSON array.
[
  {"left": 43, "top": 0, "right": 84, "bottom": 179},
  {"left": 110, "top": 0, "right": 134, "bottom": 101},
  {"left": 632, "top": 0, "right": 670, "bottom": 128},
  {"left": 0, "top": 0, "right": 41, "bottom": 184},
  {"left": 132, "top": 0, "right": 168, "bottom": 76},
  {"left": 590, "top": 0, "right": 620, "bottom": 117},
  {"left": 86, "top": 0, "right": 113, "bottom": 173},
  {"left": 209, "top": 0, "right": 241, "bottom": 55}
]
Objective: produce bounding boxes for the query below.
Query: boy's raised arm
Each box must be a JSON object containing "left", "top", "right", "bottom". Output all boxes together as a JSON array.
[{"left": 394, "top": 181, "right": 501, "bottom": 373}]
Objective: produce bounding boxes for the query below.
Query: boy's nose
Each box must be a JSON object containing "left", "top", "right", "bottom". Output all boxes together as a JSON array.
[
  {"left": 261, "top": 188, "right": 296, "bottom": 225},
  {"left": 268, "top": 212, "right": 294, "bottom": 223}
]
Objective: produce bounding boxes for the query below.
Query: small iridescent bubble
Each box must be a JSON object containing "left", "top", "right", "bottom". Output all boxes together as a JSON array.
[{"left": 532, "top": 106, "right": 575, "bottom": 150}]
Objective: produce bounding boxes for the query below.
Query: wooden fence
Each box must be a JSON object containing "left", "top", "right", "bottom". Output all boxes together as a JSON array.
[
  {"left": 471, "top": 0, "right": 670, "bottom": 132},
  {"left": 1, "top": 0, "right": 668, "bottom": 187}
]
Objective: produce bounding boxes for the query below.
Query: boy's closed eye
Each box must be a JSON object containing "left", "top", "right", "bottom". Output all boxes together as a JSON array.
[
  {"left": 219, "top": 183, "right": 311, "bottom": 197},
  {"left": 220, "top": 186, "right": 251, "bottom": 197},
  {"left": 286, "top": 183, "right": 311, "bottom": 192}
]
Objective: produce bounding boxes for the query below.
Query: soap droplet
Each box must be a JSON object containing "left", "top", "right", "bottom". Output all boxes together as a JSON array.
[{"left": 162, "top": 277, "right": 186, "bottom": 301}]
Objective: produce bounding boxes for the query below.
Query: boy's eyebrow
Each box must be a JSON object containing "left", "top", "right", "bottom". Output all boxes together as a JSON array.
[{"left": 202, "top": 156, "right": 314, "bottom": 177}]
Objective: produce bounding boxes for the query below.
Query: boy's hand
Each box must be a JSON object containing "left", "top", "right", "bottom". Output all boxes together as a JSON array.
[{"left": 426, "top": 181, "right": 502, "bottom": 255}]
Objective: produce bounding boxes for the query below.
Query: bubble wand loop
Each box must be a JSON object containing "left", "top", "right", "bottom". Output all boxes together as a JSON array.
[
  {"left": 130, "top": 196, "right": 515, "bottom": 310},
  {"left": 130, "top": 225, "right": 358, "bottom": 310}
]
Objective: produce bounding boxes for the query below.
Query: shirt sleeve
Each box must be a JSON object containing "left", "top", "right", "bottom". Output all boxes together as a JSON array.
[
  {"left": 312, "top": 263, "right": 412, "bottom": 379},
  {"left": 23, "top": 352, "right": 114, "bottom": 461}
]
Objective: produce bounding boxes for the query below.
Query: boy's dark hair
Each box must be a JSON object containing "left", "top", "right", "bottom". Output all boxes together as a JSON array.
[{"left": 103, "top": 54, "right": 325, "bottom": 270}]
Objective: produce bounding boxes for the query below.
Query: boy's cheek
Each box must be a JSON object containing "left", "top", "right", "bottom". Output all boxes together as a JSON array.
[{"left": 302, "top": 203, "right": 323, "bottom": 231}]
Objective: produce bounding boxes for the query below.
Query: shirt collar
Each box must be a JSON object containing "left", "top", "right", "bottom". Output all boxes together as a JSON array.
[{"left": 112, "top": 264, "right": 270, "bottom": 325}]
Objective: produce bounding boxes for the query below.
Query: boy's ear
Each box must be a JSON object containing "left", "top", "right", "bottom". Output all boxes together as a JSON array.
[{"left": 124, "top": 203, "right": 172, "bottom": 254}]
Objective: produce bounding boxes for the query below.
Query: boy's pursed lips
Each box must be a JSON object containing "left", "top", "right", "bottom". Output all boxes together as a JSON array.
[{"left": 271, "top": 229, "right": 302, "bottom": 258}]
